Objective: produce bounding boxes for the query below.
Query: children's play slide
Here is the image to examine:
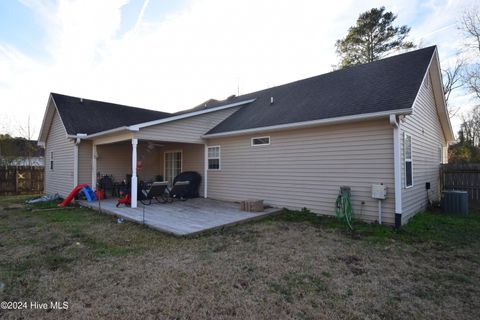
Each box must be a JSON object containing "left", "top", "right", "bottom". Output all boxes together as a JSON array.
[{"left": 58, "top": 184, "right": 97, "bottom": 207}]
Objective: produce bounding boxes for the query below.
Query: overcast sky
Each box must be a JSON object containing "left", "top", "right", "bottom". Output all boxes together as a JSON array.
[{"left": 0, "top": 0, "right": 477, "bottom": 138}]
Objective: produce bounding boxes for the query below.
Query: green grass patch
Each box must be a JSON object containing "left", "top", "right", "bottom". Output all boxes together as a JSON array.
[{"left": 275, "top": 207, "right": 480, "bottom": 246}]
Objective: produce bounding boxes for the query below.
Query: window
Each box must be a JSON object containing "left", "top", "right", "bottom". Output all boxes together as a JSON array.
[
  {"left": 251, "top": 136, "right": 270, "bottom": 146},
  {"left": 50, "top": 152, "right": 54, "bottom": 170},
  {"left": 207, "top": 146, "right": 220, "bottom": 170},
  {"left": 404, "top": 134, "right": 413, "bottom": 188}
]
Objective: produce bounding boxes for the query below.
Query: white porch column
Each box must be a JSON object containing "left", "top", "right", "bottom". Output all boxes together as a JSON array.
[
  {"left": 131, "top": 138, "right": 138, "bottom": 208},
  {"left": 73, "top": 143, "right": 79, "bottom": 188},
  {"left": 92, "top": 144, "right": 97, "bottom": 190}
]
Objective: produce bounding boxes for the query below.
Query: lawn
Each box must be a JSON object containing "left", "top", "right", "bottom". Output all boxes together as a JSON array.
[{"left": 1, "top": 196, "right": 479, "bottom": 319}]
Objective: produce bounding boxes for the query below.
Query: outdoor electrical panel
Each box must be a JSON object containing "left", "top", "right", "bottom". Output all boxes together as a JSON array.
[{"left": 371, "top": 184, "right": 387, "bottom": 200}]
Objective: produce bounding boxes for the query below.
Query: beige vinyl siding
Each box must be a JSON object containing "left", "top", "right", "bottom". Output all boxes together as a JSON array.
[
  {"left": 78, "top": 140, "right": 92, "bottom": 186},
  {"left": 207, "top": 119, "right": 396, "bottom": 225},
  {"left": 44, "top": 109, "right": 74, "bottom": 197},
  {"left": 96, "top": 141, "right": 204, "bottom": 194},
  {"left": 135, "top": 108, "right": 241, "bottom": 143},
  {"left": 96, "top": 143, "right": 133, "bottom": 182},
  {"left": 400, "top": 73, "right": 447, "bottom": 224}
]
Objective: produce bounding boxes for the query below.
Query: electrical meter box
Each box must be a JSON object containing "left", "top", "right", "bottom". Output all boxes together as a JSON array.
[{"left": 372, "top": 184, "right": 387, "bottom": 200}]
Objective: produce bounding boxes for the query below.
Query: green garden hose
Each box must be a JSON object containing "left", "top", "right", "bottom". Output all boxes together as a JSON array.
[{"left": 335, "top": 191, "right": 353, "bottom": 231}]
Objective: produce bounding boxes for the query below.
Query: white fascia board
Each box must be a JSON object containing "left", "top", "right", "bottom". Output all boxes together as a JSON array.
[
  {"left": 37, "top": 94, "right": 55, "bottom": 144},
  {"left": 203, "top": 108, "right": 413, "bottom": 139},
  {"left": 128, "top": 99, "right": 256, "bottom": 131},
  {"left": 431, "top": 49, "right": 455, "bottom": 142},
  {"left": 38, "top": 94, "right": 71, "bottom": 144},
  {"left": 68, "top": 126, "right": 131, "bottom": 140},
  {"left": 410, "top": 47, "right": 454, "bottom": 143}
]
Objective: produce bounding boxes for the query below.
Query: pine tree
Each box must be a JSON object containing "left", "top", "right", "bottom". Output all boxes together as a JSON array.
[{"left": 335, "top": 7, "right": 414, "bottom": 68}]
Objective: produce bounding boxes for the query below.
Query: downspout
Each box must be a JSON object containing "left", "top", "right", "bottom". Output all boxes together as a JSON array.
[
  {"left": 204, "top": 144, "right": 208, "bottom": 198},
  {"left": 73, "top": 133, "right": 87, "bottom": 188},
  {"left": 389, "top": 115, "right": 403, "bottom": 228}
]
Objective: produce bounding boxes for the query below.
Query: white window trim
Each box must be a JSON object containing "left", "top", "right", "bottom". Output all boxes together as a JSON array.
[
  {"left": 163, "top": 150, "right": 183, "bottom": 184},
  {"left": 251, "top": 136, "right": 271, "bottom": 146},
  {"left": 404, "top": 133, "right": 413, "bottom": 188},
  {"left": 207, "top": 146, "right": 221, "bottom": 171}
]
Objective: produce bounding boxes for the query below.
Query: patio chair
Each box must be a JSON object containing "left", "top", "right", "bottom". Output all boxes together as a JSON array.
[
  {"left": 168, "top": 180, "right": 190, "bottom": 201},
  {"left": 172, "top": 171, "right": 202, "bottom": 198},
  {"left": 140, "top": 181, "right": 169, "bottom": 205}
]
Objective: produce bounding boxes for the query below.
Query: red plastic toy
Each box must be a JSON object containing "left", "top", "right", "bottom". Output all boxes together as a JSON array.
[
  {"left": 58, "top": 184, "right": 88, "bottom": 207},
  {"left": 116, "top": 194, "right": 131, "bottom": 207}
]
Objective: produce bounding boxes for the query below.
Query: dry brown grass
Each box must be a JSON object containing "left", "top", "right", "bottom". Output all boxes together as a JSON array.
[{"left": 1, "top": 196, "right": 479, "bottom": 319}]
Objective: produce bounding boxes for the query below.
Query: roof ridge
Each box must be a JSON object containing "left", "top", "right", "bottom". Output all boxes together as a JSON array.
[{"left": 228, "top": 46, "right": 436, "bottom": 101}]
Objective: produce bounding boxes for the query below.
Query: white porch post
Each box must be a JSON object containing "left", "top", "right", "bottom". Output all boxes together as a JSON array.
[
  {"left": 92, "top": 144, "right": 97, "bottom": 190},
  {"left": 204, "top": 144, "right": 208, "bottom": 198},
  {"left": 131, "top": 138, "right": 138, "bottom": 208}
]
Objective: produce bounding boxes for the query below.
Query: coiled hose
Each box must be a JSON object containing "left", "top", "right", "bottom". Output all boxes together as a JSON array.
[{"left": 335, "top": 191, "right": 353, "bottom": 230}]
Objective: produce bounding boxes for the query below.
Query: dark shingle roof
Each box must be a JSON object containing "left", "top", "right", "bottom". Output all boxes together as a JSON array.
[
  {"left": 206, "top": 46, "right": 435, "bottom": 135},
  {"left": 51, "top": 93, "right": 171, "bottom": 135}
]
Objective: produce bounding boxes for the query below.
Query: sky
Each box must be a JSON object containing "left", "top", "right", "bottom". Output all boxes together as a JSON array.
[{"left": 0, "top": 0, "right": 477, "bottom": 139}]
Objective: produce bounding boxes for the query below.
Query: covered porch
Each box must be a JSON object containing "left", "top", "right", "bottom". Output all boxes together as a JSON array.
[
  {"left": 79, "top": 198, "right": 281, "bottom": 236},
  {"left": 83, "top": 135, "right": 207, "bottom": 208}
]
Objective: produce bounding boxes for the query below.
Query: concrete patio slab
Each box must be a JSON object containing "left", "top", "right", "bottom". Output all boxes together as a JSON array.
[{"left": 78, "top": 198, "right": 281, "bottom": 236}]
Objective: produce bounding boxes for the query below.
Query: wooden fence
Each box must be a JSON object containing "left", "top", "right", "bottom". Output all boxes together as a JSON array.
[
  {"left": 0, "top": 166, "right": 44, "bottom": 195},
  {"left": 440, "top": 163, "right": 480, "bottom": 203}
]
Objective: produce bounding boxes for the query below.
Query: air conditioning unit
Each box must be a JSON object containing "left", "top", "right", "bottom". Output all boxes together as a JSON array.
[{"left": 442, "top": 190, "right": 469, "bottom": 215}]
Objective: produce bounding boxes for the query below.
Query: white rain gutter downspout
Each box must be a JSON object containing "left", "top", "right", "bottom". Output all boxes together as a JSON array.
[
  {"left": 73, "top": 133, "right": 87, "bottom": 187},
  {"left": 389, "top": 115, "right": 403, "bottom": 228}
]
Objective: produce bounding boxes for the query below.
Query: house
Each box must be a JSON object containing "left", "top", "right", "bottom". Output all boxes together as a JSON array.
[{"left": 37, "top": 46, "right": 454, "bottom": 227}]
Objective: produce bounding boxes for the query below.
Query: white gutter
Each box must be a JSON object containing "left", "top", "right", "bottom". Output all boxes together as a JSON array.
[
  {"left": 128, "top": 98, "right": 256, "bottom": 131},
  {"left": 67, "top": 126, "right": 133, "bottom": 140},
  {"left": 203, "top": 108, "right": 413, "bottom": 138},
  {"left": 389, "top": 114, "right": 403, "bottom": 227}
]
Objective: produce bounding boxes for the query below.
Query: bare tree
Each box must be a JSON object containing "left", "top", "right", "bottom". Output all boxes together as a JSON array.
[
  {"left": 461, "top": 7, "right": 480, "bottom": 53},
  {"left": 442, "top": 57, "right": 465, "bottom": 116},
  {"left": 460, "top": 106, "right": 480, "bottom": 147},
  {"left": 460, "top": 7, "right": 480, "bottom": 99}
]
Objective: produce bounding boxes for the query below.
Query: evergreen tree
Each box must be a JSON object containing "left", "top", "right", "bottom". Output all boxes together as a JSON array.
[{"left": 336, "top": 7, "right": 414, "bottom": 68}]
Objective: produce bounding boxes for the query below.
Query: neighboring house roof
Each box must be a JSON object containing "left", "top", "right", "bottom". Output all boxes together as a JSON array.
[
  {"left": 206, "top": 46, "right": 436, "bottom": 135},
  {"left": 50, "top": 93, "right": 172, "bottom": 135}
]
